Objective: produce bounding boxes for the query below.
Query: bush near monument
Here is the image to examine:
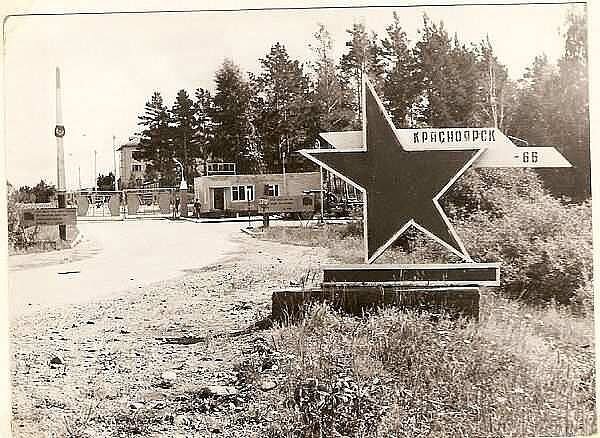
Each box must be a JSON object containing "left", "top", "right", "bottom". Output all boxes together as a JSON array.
[{"left": 262, "top": 169, "right": 592, "bottom": 312}]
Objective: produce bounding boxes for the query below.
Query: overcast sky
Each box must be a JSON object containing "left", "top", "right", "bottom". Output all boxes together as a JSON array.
[{"left": 2, "top": 1, "right": 586, "bottom": 190}]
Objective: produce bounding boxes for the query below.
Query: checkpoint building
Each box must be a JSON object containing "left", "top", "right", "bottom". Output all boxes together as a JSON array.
[{"left": 193, "top": 164, "right": 321, "bottom": 215}]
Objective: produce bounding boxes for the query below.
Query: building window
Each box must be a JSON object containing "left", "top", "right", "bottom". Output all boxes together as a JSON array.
[
  {"left": 132, "top": 163, "right": 143, "bottom": 172},
  {"left": 264, "top": 184, "right": 280, "bottom": 197},
  {"left": 207, "top": 162, "right": 236, "bottom": 175},
  {"left": 232, "top": 185, "right": 254, "bottom": 201}
]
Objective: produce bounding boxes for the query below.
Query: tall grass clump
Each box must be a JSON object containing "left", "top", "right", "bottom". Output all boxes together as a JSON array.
[{"left": 267, "top": 304, "right": 596, "bottom": 437}]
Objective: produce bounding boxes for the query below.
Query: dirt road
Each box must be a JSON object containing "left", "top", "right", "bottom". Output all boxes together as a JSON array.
[
  {"left": 8, "top": 220, "right": 243, "bottom": 317},
  {"left": 9, "top": 227, "right": 330, "bottom": 437}
]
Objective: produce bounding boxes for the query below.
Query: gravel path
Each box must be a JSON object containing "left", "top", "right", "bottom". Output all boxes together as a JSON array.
[{"left": 10, "top": 233, "right": 332, "bottom": 437}]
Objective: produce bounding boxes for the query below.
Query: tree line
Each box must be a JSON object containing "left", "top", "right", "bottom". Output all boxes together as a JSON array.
[{"left": 135, "top": 11, "right": 588, "bottom": 200}]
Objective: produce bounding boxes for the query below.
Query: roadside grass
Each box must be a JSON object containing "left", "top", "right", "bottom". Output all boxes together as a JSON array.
[
  {"left": 261, "top": 224, "right": 469, "bottom": 265},
  {"left": 258, "top": 223, "right": 596, "bottom": 436},
  {"left": 266, "top": 301, "right": 595, "bottom": 437}
]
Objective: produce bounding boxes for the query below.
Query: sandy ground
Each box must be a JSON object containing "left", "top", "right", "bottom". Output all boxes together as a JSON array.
[
  {"left": 9, "top": 220, "right": 243, "bottom": 317},
  {"left": 10, "top": 226, "right": 332, "bottom": 437}
]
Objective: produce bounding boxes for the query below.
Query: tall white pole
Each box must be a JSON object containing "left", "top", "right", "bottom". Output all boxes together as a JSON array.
[
  {"left": 56, "top": 68, "right": 66, "bottom": 192},
  {"left": 55, "top": 67, "right": 67, "bottom": 240}
]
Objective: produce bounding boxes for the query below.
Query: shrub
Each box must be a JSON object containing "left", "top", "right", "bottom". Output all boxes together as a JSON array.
[
  {"left": 446, "top": 168, "right": 593, "bottom": 308},
  {"left": 6, "top": 182, "right": 20, "bottom": 249},
  {"left": 457, "top": 194, "right": 592, "bottom": 306}
]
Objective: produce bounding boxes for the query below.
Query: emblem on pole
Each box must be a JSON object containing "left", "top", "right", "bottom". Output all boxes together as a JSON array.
[{"left": 54, "top": 125, "right": 65, "bottom": 138}]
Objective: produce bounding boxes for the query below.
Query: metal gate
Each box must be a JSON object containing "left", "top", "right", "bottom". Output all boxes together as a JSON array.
[
  {"left": 74, "top": 190, "right": 123, "bottom": 218},
  {"left": 122, "top": 188, "right": 176, "bottom": 218},
  {"left": 72, "top": 188, "right": 181, "bottom": 219}
]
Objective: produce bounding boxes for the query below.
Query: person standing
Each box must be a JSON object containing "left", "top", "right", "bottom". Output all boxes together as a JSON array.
[
  {"left": 194, "top": 199, "right": 201, "bottom": 219},
  {"left": 173, "top": 193, "right": 180, "bottom": 219}
]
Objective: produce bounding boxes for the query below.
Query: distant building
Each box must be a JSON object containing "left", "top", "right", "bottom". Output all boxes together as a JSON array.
[{"left": 117, "top": 140, "right": 146, "bottom": 188}]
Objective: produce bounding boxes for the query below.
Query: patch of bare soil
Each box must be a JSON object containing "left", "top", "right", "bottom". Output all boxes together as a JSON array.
[{"left": 10, "top": 234, "right": 332, "bottom": 437}]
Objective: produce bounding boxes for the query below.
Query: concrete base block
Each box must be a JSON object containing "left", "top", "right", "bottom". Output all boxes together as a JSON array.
[{"left": 272, "top": 286, "right": 479, "bottom": 321}]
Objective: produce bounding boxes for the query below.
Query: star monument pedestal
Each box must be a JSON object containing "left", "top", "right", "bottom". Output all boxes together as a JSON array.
[
  {"left": 271, "top": 78, "right": 570, "bottom": 322},
  {"left": 272, "top": 263, "right": 499, "bottom": 321}
]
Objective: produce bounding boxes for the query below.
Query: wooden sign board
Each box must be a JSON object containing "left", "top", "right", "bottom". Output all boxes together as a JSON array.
[
  {"left": 258, "top": 195, "right": 314, "bottom": 213},
  {"left": 21, "top": 208, "right": 77, "bottom": 226}
]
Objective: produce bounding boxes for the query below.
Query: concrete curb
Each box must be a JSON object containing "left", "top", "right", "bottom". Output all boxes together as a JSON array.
[
  {"left": 240, "top": 227, "right": 264, "bottom": 238},
  {"left": 181, "top": 216, "right": 265, "bottom": 224}
]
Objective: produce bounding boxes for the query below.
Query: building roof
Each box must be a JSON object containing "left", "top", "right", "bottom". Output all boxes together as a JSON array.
[{"left": 116, "top": 140, "right": 140, "bottom": 151}]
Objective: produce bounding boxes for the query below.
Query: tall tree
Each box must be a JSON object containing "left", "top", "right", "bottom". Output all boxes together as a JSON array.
[
  {"left": 137, "top": 91, "right": 175, "bottom": 186},
  {"left": 380, "top": 12, "right": 421, "bottom": 127},
  {"left": 505, "top": 55, "right": 557, "bottom": 144},
  {"left": 309, "top": 24, "right": 354, "bottom": 133},
  {"left": 504, "top": 9, "right": 589, "bottom": 200},
  {"left": 254, "top": 43, "right": 312, "bottom": 173},
  {"left": 209, "top": 59, "right": 262, "bottom": 174},
  {"left": 340, "top": 22, "right": 385, "bottom": 126},
  {"left": 194, "top": 87, "right": 214, "bottom": 169},
  {"left": 553, "top": 10, "right": 589, "bottom": 199},
  {"left": 171, "top": 89, "right": 200, "bottom": 186},
  {"left": 412, "top": 16, "right": 481, "bottom": 127}
]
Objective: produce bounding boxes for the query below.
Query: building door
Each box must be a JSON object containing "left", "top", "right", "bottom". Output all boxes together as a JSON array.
[{"left": 213, "top": 188, "right": 225, "bottom": 210}]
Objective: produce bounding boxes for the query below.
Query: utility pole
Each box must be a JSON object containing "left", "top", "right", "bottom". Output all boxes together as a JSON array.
[
  {"left": 94, "top": 149, "right": 97, "bottom": 190},
  {"left": 78, "top": 165, "right": 81, "bottom": 190},
  {"left": 282, "top": 150, "right": 287, "bottom": 195},
  {"left": 55, "top": 67, "right": 67, "bottom": 241},
  {"left": 112, "top": 135, "right": 118, "bottom": 190},
  {"left": 317, "top": 139, "right": 325, "bottom": 224}
]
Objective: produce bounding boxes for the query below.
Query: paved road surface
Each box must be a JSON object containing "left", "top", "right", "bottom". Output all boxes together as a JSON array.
[{"left": 8, "top": 220, "right": 243, "bottom": 318}]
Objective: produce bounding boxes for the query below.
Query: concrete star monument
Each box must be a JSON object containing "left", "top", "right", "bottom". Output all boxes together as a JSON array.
[
  {"left": 272, "top": 78, "right": 572, "bottom": 320},
  {"left": 300, "top": 79, "right": 571, "bottom": 265},
  {"left": 301, "top": 80, "right": 481, "bottom": 263}
]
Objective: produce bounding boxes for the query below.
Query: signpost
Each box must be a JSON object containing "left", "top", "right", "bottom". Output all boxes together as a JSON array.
[
  {"left": 271, "top": 78, "right": 572, "bottom": 321},
  {"left": 21, "top": 208, "right": 77, "bottom": 227},
  {"left": 257, "top": 195, "right": 314, "bottom": 214}
]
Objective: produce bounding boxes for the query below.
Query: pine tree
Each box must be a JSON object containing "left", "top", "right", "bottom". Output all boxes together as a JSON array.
[
  {"left": 554, "top": 10, "right": 589, "bottom": 199},
  {"left": 209, "top": 59, "right": 262, "bottom": 174},
  {"left": 340, "top": 22, "right": 385, "bottom": 127},
  {"left": 380, "top": 12, "right": 421, "bottom": 127},
  {"left": 412, "top": 15, "right": 481, "bottom": 127},
  {"left": 254, "top": 43, "right": 311, "bottom": 173},
  {"left": 171, "top": 89, "right": 199, "bottom": 186},
  {"left": 505, "top": 55, "right": 557, "bottom": 144},
  {"left": 309, "top": 24, "right": 354, "bottom": 133},
  {"left": 137, "top": 91, "right": 175, "bottom": 186},
  {"left": 504, "top": 9, "right": 589, "bottom": 200},
  {"left": 193, "top": 87, "right": 214, "bottom": 171}
]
